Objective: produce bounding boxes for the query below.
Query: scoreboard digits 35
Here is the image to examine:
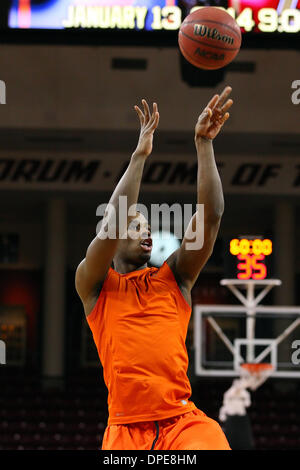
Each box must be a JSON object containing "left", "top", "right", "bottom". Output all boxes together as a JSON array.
[{"left": 229, "top": 236, "right": 273, "bottom": 280}]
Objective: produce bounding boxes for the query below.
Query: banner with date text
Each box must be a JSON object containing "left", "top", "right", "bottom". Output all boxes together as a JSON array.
[{"left": 8, "top": 0, "right": 300, "bottom": 34}]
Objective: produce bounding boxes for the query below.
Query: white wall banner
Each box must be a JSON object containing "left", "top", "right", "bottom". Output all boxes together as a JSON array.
[{"left": 0, "top": 152, "right": 299, "bottom": 195}]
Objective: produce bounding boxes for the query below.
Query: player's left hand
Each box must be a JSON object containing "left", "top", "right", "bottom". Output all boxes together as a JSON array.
[{"left": 195, "top": 86, "right": 233, "bottom": 141}]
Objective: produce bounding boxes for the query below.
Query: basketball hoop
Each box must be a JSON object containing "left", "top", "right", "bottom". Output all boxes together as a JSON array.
[{"left": 240, "top": 363, "right": 274, "bottom": 391}]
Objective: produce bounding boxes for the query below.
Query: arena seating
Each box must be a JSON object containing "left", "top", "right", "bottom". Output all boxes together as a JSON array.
[{"left": 0, "top": 371, "right": 299, "bottom": 450}]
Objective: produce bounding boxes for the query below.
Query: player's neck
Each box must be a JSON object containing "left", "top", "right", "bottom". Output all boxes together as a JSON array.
[{"left": 113, "top": 259, "right": 148, "bottom": 274}]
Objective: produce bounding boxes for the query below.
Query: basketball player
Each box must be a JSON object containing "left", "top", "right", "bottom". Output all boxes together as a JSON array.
[{"left": 75, "top": 86, "right": 233, "bottom": 450}]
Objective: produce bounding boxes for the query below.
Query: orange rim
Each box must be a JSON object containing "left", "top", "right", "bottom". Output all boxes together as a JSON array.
[{"left": 240, "top": 363, "right": 273, "bottom": 374}]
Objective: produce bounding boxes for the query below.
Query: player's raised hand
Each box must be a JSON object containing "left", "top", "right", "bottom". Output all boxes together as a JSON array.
[
  {"left": 133, "top": 100, "right": 160, "bottom": 159},
  {"left": 195, "top": 86, "right": 233, "bottom": 141}
]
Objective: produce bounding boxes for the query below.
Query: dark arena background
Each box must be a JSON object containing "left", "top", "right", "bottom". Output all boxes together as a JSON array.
[{"left": 0, "top": 0, "right": 300, "bottom": 454}]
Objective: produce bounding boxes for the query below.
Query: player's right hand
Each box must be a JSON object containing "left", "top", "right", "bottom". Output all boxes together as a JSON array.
[
  {"left": 133, "top": 100, "right": 160, "bottom": 159},
  {"left": 195, "top": 86, "right": 233, "bottom": 142}
]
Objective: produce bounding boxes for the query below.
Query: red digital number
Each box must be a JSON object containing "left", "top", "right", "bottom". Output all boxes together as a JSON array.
[
  {"left": 237, "top": 254, "right": 267, "bottom": 280},
  {"left": 237, "top": 254, "right": 252, "bottom": 280},
  {"left": 251, "top": 254, "right": 267, "bottom": 280}
]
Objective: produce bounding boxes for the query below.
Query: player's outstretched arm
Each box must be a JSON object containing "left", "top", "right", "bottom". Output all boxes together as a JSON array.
[
  {"left": 75, "top": 100, "right": 159, "bottom": 307},
  {"left": 167, "top": 86, "right": 232, "bottom": 291}
]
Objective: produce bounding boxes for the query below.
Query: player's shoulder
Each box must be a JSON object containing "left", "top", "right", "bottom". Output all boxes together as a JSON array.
[{"left": 150, "top": 261, "right": 176, "bottom": 282}]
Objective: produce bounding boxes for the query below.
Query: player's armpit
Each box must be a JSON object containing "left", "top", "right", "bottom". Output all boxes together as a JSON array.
[{"left": 75, "top": 235, "right": 119, "bottom": 304}]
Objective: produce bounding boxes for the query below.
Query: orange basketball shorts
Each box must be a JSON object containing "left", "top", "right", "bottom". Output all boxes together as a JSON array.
[{"left": 101, "top": 409, "right": 231, "bottom": 450}]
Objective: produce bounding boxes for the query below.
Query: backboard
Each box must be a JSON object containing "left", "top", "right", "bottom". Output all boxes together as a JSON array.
[{"left": 193, "top": 279, "right": 300, "bottom": 379}]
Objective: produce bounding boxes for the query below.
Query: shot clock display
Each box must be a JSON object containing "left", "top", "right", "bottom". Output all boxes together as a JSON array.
[{"left": 229, "top": 236, "right": 273, "bottom": 280}]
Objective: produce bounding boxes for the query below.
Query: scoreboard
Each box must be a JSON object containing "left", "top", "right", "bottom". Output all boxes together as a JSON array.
[
  {"left": 8, "top": 0, "right": 300, "bottom": 35},
  {"left": 228, "top": 236, "right": 273, "bottom": 280}
]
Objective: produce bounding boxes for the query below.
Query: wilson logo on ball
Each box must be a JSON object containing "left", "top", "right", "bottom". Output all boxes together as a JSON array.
[{"left": 193, "top": 25, "right": 234, "bottom": 46}]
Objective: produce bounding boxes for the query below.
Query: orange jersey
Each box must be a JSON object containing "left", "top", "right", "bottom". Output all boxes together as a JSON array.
[
  {"left": 87, "top": 261, "right": 196, "bottom": 425},
  {"left": 102, "top": 409, "right": 231, "bottom": 450}
]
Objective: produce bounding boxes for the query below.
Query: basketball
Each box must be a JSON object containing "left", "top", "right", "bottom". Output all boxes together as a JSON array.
[{"left": 178, "top": 7, "right": 242, "bottom": 70}]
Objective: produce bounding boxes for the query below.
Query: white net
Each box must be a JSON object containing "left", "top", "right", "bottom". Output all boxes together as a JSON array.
[
  {"left": 219, "top": 363, "right": 274, "bottom": 422},
  {"left": 239, "top": 363, "right": 274, "bottom": 391}
]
